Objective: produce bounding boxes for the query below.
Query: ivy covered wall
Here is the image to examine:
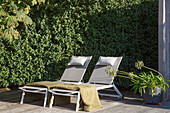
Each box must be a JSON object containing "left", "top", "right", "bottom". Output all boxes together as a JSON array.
[{"left": 0, "top": 0, "right": 158, "bottom": 88}]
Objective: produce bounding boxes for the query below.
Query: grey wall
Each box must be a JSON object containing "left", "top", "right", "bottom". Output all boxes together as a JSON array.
[
  {"left": 166, "top": 0, "right": 170, "bottom": 100},
  {"left": 159, "top": 0, "right": 170, "bottom": 101}
]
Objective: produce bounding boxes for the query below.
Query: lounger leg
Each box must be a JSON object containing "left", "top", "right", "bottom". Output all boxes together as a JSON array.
[
  {"left": 43, "top": 90, "right": 48, "bottom": 107},
  {"left": 20, "top": 91, "right": 25, "bottom": 104},
  {"left": 76, "top": 92, "right": 80, "bottom": 112},
  {"left": 97, "top": 91, "right": 102, "bottom": 98},
  {"left": 112, "top": 84, "right": 122, "bottom": 98},
  {"left": 49, "top": 94, "right": 54, "bottom": 108}
]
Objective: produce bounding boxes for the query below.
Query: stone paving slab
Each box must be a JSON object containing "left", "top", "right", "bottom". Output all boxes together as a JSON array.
[{"left": 0, "top": 90, "right": 170, "bottom": 113}]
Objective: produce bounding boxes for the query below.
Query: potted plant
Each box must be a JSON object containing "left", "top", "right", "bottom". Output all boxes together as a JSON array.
[{"left": 106, "top": 61, "right": 169, "bottom": 105}]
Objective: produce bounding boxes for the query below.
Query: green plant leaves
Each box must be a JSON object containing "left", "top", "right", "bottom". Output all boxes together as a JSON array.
[
  {"left": 6, "top": 16, "right": 18, "bottom": 28},
  {"left": 131, "top": 71, "right": 168, "bottom": 96},
  {"left": 0, "top": 0, "right": 45, "bottom": 40}
]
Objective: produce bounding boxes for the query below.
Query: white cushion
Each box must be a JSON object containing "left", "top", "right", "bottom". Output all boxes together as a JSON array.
[
  {"left": 96, "top": 56, "right": 117, "bottom": 66},
  {"left": 68, "top": 57, "right": 87, "bottom": 66}
]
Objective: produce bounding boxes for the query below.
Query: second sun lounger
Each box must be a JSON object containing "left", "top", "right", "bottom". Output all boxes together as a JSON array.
[{"left": 85, "top": 56, "right": 123, "bottom": 98}]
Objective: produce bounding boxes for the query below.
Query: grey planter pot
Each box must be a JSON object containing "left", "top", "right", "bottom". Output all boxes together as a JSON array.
[{"left": 142, "top": 87, "right": 162, "bottom": 105}]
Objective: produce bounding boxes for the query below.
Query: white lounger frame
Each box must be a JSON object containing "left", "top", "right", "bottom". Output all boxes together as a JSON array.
[
  {"left": 86, "top": 83, "right": 123, "bottom": 98},
  {"left": 48, "top": 84, "right": 122, "bottom": 112},
  {"left": 49, "top": 89, "right": 80, "bottom": 112},
  {"left": 19, "top": 86, "right": 48, "bottom": 107},
  {"left": 19, "top": 56, "right": 92, "bottom": 107}
]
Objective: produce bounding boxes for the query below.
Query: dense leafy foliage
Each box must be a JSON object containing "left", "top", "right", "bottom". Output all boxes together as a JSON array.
[
  {"left": 0, "top": 0, "right": 45, "bottom": 40},
  {"left": 0, "top": 0, "right": 158, "bottom": 88}
]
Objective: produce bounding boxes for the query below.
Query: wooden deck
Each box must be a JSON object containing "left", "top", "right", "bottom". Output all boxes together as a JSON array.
[{"left": 0, "top": 90, "right": 170, "bottom": 113}]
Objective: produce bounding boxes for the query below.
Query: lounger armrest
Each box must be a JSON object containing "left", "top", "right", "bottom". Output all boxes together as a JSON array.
[
  {"left": 49, "top": 89, "right": 79, "bottom": 97},
  {"left": 50, "top": 89, "right": 79, "bottom": 93},
  {"left": 19, "top": 86, "right": 47, "bottom": 90},
  {"left": 19, "top": 86, "right": 47, "bottom": 93},
  {"left": 56, "top": 81, "right": 83, "bottom": 84}
]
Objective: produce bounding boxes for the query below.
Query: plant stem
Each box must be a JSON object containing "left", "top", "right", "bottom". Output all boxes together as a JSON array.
[
  {"left": 118, "top": 70, "right": 131, "bottom": 75},
  {"left": 143, "top": 65, "right": 165, "bottom": 79},
  {"left": 118, "top": 70, "right": 148, "bottom": 83},
  {"left": 116, "top": 74, "right": 130, "bottom": 79},
  {"left": 116, "top": 75, "right": 139, "bottom": 83}
]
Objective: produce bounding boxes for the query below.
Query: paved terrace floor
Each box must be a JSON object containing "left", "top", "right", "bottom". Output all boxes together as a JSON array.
[{"left": 0, "top": 90, "right": 170, "bottom": 113}]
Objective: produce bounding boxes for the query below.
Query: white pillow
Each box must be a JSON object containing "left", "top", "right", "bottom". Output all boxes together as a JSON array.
[
  {"left": 96, "top": 56, "right": 117, "bottom": 66},
  {"left": 68, "top": 57, "right": 87, "bottom": 66}
]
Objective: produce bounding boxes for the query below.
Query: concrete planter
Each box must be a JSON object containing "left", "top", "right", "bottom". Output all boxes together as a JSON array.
[{"left": 142, "top": 87, "right": 162, "bottom": 105}]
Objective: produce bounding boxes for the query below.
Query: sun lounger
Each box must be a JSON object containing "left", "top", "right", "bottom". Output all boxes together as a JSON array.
[
  {"left": 19, "top": 56, "right": 92, "bottom": 107},
  {"left": 85, "top": 56, "right": 123, "bottom": 98}
]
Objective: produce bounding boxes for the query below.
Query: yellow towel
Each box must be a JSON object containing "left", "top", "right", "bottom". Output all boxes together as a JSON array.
[
  {"left": 26, "top": 81, "right": 64, "bottom": 90},
  {"left": 53, "top": 84, "right": 103, "bottom": 111}
]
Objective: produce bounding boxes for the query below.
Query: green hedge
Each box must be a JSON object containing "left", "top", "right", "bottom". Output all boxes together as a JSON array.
[{"left": 0, "top": 0, "right": 158, "bottom": 88}]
